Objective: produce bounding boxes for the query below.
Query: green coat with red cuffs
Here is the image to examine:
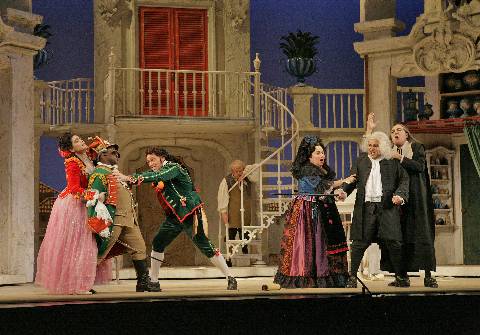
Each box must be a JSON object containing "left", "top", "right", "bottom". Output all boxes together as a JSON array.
[{"left": 132, "top": 162, "right": 202, "bottom": 223}]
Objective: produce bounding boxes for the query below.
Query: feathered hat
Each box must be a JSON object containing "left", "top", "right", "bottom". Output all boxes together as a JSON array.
[{"left": 88, "top": 136, "right": 120, "bottom": 157}]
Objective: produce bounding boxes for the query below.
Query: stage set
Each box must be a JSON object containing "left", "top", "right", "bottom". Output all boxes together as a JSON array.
[
  {"left": 2, "top": 0, "right": 480, "bottom": 333},
  {"left": 1, "top": 268, "right": 480, "bottom": 333}
]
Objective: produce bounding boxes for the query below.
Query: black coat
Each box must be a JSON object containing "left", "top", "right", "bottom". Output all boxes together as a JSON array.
[
  {"left": 400, "top": 142, "right": 436, "bottom": 271},
  {"left": 343, "top": 153, "right": 410, "bottom": 241}
]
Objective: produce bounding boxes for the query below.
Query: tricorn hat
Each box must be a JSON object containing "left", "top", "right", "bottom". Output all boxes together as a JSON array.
[{"left": 88, "top": 136, "right": 120, "bottom": 157}]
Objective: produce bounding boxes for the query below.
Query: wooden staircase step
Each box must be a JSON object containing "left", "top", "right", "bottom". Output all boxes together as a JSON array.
[
  {"left": 260, "top": 146, "right": 277, "bottom": 152},
  {"left": 262, "top": 159, "right": 292, "bottom": 165},
  {"left": 261, "top": 197, "right": 291, "bottom": 204},
  {"left": 261, "top": 185, "right": 293, "bottom": 191},
  {"left": 261, "top": 172, "right": 292, "bottom": 177}
]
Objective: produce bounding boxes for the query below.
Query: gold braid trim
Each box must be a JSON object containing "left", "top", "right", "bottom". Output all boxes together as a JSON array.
[
  {"left": 64, "top": 156, "right": 86, "bottom": 175},
  {"left": 88, "top": 173, "right": 108, "bottom": 189}
]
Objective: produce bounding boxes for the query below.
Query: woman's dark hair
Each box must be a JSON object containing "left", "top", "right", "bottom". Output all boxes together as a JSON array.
[
  {"left": 58, "top": 132, "right": 73, "bottom": 151},
  {"left": 145, "top": 146, "right": 195, "bottom": 182},
  {"left": 291, "top": 135, "right": 333, "bottom": 179}
]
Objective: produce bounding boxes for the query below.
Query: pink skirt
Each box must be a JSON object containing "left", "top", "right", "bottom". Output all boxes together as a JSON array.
[{"left": 35, "top": 194, "right": 111, "bottom": 294}]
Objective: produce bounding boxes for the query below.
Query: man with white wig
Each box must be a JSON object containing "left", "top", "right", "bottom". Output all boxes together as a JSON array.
[{"left": 342, "top": 131, "right": 410, "bottom": 288}]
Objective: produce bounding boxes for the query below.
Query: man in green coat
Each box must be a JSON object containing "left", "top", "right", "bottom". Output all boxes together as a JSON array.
[
  {"left": 86, "top": 137, "right": 159, "bottom": 292},
  {"left": 117, "top": 146, "right": 237, "bottom": 291}
]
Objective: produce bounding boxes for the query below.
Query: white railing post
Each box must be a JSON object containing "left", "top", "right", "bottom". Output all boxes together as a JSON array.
[
  {"left": 34, "top": 80, "right": 48, "bottom": 124},
  {"left": 104, "top": 47, "right": 116, "bottom": 124},
  {"left": 253, "top": 53, "right": 262, "bottom": 161}
]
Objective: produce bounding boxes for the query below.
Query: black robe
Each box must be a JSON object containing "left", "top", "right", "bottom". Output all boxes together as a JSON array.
[
  {"left": 400, "top": 142, "right": 436, "bottom": 271},
  {"left": 380, "top": 142, "right": 436, "bottom": 272}
]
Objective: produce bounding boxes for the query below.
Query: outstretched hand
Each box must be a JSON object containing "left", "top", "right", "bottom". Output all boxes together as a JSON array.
[
  {"left": 366, "top": 113, "right": 376, "bottom": 134},
  {"left": 343, "top": 174, "right": 357, "bottom": 184},
  {"left": 113, "top": 170, "right": 131, "bottom": 182},
  {"left": 334, "top": 189, "right": 347, "bottom": 201}
]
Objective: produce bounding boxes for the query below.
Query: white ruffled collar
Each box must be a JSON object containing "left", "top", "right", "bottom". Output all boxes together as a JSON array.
[
  {"left": 394, "top": 141, "right": 413, "bottom": 159},
  {"left": 97, "top": 162, "right": 118, "bottom": 170}
]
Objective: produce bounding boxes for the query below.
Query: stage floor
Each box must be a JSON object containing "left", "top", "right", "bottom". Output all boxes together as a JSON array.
[{"left": 1, "top": 273, "right": 480, "bottom": 307}]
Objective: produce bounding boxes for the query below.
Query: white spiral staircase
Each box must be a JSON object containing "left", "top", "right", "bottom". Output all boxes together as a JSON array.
[{"left": 223, "top": 84, "right": 299, "bottom": 262}]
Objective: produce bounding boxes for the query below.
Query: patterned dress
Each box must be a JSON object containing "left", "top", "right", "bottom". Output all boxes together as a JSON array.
[{"left": 274, "top": 163, "right": 349, "bottom": 288}]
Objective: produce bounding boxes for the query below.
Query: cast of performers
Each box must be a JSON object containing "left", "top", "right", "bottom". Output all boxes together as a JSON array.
[
  {"left": 366, "top": 114, "right": 438, "bottom": 287},
  {"left": 86, "top": 138, "right": 160, "bottom": 292},
  {"left": 274, "top": 135, "right": 354, "bottom": 288},
  {"left": 35, "top": 133, "right": 111, "bottom": 295},
  {"left": 116, "top": 146, "right": 238, "bottom": 291},
  {"left": 343, "top": 131, "right": 410, "bottom": 288}
]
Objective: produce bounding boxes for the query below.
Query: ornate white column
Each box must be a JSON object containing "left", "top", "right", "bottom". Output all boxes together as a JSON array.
[
  {"left": 0, "top": 9, "right": 45, "bottom": 283},
  {"left": 354, "top": 0, "right": 405, "bottom": 134}
]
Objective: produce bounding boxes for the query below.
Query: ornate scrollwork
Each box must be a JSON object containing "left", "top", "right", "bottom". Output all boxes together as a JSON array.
[
  {"left": 98, "top": 0, "right": 132, "bottom": 26},
  {"left": 413, "top": 27, "right": 476, "bottom": 74},
  {"left": 411, "top": 1, "right": 480, "bottom": 75}
]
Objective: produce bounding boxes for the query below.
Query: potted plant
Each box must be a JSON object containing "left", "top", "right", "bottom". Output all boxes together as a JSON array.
[
  {"left": 280, "top": 30, "right": 319, "bottom": 84},
  {"left": 33, "top": 23, "right": 53, "bottom": 70}
]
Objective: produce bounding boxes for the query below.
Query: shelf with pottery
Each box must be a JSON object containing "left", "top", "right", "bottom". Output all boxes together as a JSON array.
[
  {"left": 439, "top": 71, "right": 480, "bottom": 119},
  {"left": 425, "top": 146, "right": 455, "bottom": 230}
]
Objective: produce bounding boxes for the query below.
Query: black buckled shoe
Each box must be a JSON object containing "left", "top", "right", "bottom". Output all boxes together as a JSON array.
[
  {"left": 424, "top": 277, "right": 438, "bottom": 288},
  {"left": 388, "top": 276, "right": 410, "bottom": 287},
  {"left": 227, "top": 276, "right": 238, "bottom": 290},
  {"left": 136, "top": 274, "right": 162, "bottom": 292},
  {"left": 149, "top": 281, "right": 162, "bottom": 292},
  {"left": 346, "top": 275, "right": 357, "bottom": 288}
]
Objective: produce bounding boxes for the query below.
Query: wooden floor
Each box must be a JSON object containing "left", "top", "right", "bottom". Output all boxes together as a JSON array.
[{"left": 1, "top": 274, "right": 480, "bottom": 307}]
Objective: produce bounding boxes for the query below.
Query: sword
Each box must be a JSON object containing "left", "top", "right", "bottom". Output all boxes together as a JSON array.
[
  {"left": 114, "top": 238, "right": 170, "bottom": 266},
  {"left": 271, "top": 192, "right": 339, "bottom": 197}
]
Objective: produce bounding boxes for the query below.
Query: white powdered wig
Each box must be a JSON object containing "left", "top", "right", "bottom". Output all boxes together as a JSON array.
[{"left": 361, "top": 131, "right": 392, "bottom": 159}]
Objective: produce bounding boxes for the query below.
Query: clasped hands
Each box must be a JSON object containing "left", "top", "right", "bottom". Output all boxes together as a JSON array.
[{"left": 392, "top": 195, "right": 404, "bottom": 206}]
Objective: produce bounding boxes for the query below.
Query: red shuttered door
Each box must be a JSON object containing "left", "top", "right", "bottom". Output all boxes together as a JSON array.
[
  {"left": 175, "top": 9, "right": 208, "bottom": 116},
  {"left": 139, "top": 7, "right": 208, "bottom": 116}
]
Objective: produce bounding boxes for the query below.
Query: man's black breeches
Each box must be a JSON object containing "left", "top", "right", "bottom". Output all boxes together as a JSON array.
[{"left": 350, "top": 202, "right": 403, "bottom": 275}]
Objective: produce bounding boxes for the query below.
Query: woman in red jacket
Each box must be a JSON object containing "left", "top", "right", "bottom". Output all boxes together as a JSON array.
[{"left": 35, "top": 133, "right": 111, "bottom": 294}]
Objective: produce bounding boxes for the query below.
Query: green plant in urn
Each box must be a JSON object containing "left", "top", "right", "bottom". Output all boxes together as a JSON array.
[{"left": 280, "top": 30, "right": 319, "bottom": 85}]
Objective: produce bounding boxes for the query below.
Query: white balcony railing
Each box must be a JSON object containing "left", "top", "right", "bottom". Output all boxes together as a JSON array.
[
  {"left": 311, "top": 88, "right": 366, "bottom": 129},
  {"left": 36, "top": 78, "right": 94, "bottom": 126},
  {"left": 105, "top": 68, "right": 258, "bottom": 120}
]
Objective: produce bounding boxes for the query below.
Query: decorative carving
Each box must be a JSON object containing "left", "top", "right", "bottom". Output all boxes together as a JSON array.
[
  {"left": 410, "top": 1, "right": 480, "bottom": 75},
  {"left": 98, "top": 0, "right": 132, "bottom": 26},
  {"left": 391, "top": 53, "right": 420, "bottom": 77},
  {"left": 226, "top": 0, "right": 249, "bottom": 31},
  {"left": 413, "top": 25, "right": 475, "bottom": 74}
]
